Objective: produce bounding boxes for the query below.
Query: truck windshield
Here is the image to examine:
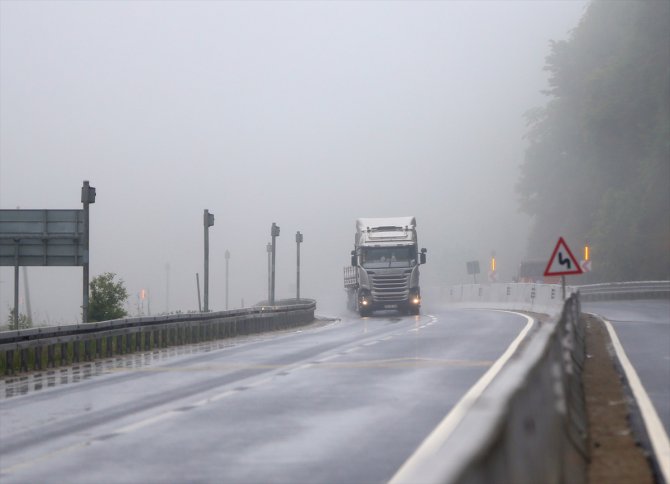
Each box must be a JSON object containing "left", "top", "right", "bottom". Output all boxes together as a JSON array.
[{"left": 361, "top": 247, "right": 416, "bottom": 268}]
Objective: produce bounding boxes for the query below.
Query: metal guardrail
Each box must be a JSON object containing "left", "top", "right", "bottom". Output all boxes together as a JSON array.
[
  {"left": 403, "top": 280, "right": 670, "bottom": 482},
  {"left": 578, "top": 281, "right": 670, "bottom": 301},
  {"left": 0, "top": 299, "right": 316, "bottom": 375}
]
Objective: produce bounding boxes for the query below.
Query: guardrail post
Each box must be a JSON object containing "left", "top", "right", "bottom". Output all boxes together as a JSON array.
[
  {"left": 74, "top": 341, "right": 81, "bottom": 363},
  {"left": 20, "top": 348, "right": 28, "bottom": 372},
  {"left": 5, "top": 350, "right": 14, "bottom": 375},
  {"left": 34, "top": 346, "right": 42, "bottom": 370}
]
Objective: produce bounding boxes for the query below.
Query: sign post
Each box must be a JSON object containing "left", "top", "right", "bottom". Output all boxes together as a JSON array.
[
  {"left": 544, "top": 237, "right": 583, "bottom": 300},
  {"left": 225, "top": 250, "right": 230, "bottom": 310},
  {"left": 203, "top": 209, "right": 215, "bottom": 312},
  {"left": 270, "top": 223, "right": 280, "bottom": 305},
  {"left": 295, "top": 231, "right": 303, "bottom": 300},
  {"left": 81, "top": 181, "right": 96, "bottom": 322},
  {"left": 466, "top": 260, "right": 480, "bottom": 283}
]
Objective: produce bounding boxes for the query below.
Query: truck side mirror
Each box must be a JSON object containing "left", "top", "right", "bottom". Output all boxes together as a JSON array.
[
  {"left": 420, "top": 248, "right": 427, "bottom": 265},
  {"left": 351, "top": 250, "right": 357, "bottom": 267}
]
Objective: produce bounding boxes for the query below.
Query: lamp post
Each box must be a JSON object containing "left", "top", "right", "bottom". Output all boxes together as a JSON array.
[
  {"left": 266, "top": 242, "right": 272, "bottom": 303},
  {"left": 81, "top": 180, "right": 96, "bottom": 322},
  {"left": 203, "top": 209, "right": 215, "bottom": 312},
  {"left": 225, "top": 250, "right": 230, "bottom": 310},
  {"left": 270, "top": 223, "right": 280, "bottom": 305},
  {"left": 296, "top": 231, "right": 303, "bottom": 300}
]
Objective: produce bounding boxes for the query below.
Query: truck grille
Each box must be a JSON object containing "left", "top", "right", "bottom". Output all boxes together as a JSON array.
[{"left": 370, "top": 271, "right": 410, "bottom": 302}]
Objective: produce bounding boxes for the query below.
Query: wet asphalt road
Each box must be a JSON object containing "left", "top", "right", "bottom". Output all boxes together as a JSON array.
[
  {"left": 0, "top": 308, "right": 529, "bottom": 484},
  {"left": 582, "top": 299, "right": 670, "bottom": 437}
]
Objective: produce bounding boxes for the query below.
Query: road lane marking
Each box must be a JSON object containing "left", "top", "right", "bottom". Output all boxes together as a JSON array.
[
  {"left": 116, "top": 411, "right": 181, "bottom": 434},
  {"left": 599, "top": 315, "right": 670, "bottom": 482},
  {"left": 389, "top": 311, "right": 535, "bottom": 484}
]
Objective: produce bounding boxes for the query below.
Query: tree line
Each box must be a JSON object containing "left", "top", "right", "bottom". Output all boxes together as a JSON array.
[{"left": 517, "top": 0, "right": 669, "bottom": 281}]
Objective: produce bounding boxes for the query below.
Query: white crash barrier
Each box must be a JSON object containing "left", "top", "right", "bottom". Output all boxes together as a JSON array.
[{"left": 425, "top": 282, "right": 575, "bottom": 315}]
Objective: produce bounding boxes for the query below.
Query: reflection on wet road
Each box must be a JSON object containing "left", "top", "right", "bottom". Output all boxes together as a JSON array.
[{"left": 0, "top": 309, "right": 529, "bottom": 484}]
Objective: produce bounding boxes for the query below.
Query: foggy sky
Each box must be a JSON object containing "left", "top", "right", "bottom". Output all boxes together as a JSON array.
[{"left": 0, "top": 1, "right": 587, "bottom": 323}]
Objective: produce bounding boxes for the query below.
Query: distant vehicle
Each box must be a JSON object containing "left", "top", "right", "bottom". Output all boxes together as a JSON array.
[
  {"left": 517, "top": 260, "right": 560, "bottom": 284},
  {"left": 344, "top": 217, "right": 427, "bottom": 316}
]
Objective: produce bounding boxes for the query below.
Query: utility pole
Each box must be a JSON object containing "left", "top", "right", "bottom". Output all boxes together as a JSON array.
[
  {"left": 81, "top": 180, "right": 96, "bottom": 323},
  {"left": 196, "top": 273, "right": 202, "bottom": 312},
  {"left": 13, "top": 242, "right": 19, "bottom": 326},
  {"left": 266, "top": 242, "right": 272, "bottom": 303},
  {"left": 295, "top": 231, "right": 303, "bottom": 300},
  {"left": 270, "top": 223, "right": 280, "bottom": 305},
  {"left": 203, "top": 209, "right": 214, "bottom": 312},
  {"left": 225, "top": 250, "right": 230, "bottom": 310},
  {"left": 165, "top": 263, "right": 170, "bottom": 313}
]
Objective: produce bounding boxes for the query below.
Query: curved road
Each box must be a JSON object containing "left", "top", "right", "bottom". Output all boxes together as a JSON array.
[
  {"left": 0, "top": 308, "right": 531, "bottom": 483},
  {"left": 582, "top": 299, "right": 670, "bottom": 438}
]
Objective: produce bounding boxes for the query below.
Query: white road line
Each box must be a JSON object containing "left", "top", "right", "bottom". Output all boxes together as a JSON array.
[
  {"left": 389, "top": 311, "right": 535, "bottom": 484},
  {"left": 601, "top": 316, "right": 670, "bottom": 482},
  {"left": 116, "top": 410, "right": 181, "bottom": 434}
]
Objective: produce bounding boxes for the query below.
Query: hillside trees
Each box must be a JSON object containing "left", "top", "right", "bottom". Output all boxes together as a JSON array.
[{"left": 518, "top": 0, "right": 669, "bottom": 281}]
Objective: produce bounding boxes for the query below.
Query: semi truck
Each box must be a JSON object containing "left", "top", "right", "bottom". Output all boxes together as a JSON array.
[{"left": 344, "top": 217, "right": 427, "bottom": 316}]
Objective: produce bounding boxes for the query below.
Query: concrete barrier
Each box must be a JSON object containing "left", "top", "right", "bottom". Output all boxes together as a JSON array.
[{"left": 425, "top": 283, "right": 575, "bottom": 315}]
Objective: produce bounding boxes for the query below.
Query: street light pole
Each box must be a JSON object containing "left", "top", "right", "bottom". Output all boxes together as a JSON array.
[
  {"left": 270, "top": 223, "right": 280, "bottom": 305},
  {"left": 295, "top": 231, "right": 303, "bottom": 300},
  {"left": 266, "top": 242, "right": 272, "bottom": 304},
  {"left": 225, "top": 250, "right": 230, "bottom": 310},
  {"left": 81, "top": 180, "right": 96, "bottom": 323},
  {"left": 203, "top": 209, "right": 215, "bottom": 312}
]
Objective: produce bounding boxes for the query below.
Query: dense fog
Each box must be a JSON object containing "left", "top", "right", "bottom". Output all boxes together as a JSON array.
[{"left": 0, "top": 1, "right": 588, "bottom": 323}]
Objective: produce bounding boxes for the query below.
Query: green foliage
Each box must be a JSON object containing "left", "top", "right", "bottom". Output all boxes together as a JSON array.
[
  {"left": 89, "top": 272, "right": 129, "bottom": 322},
  {"left": 518, "top": 0, "right": 670, "bottom": 281},
  {"left": 7, "top": 309, "right": 33, "bottom": 330}
]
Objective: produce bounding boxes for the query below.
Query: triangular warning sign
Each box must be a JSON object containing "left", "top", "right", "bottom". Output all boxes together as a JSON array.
[{"left": 544, "top": 237, "right": 583, "bottom": 276}]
